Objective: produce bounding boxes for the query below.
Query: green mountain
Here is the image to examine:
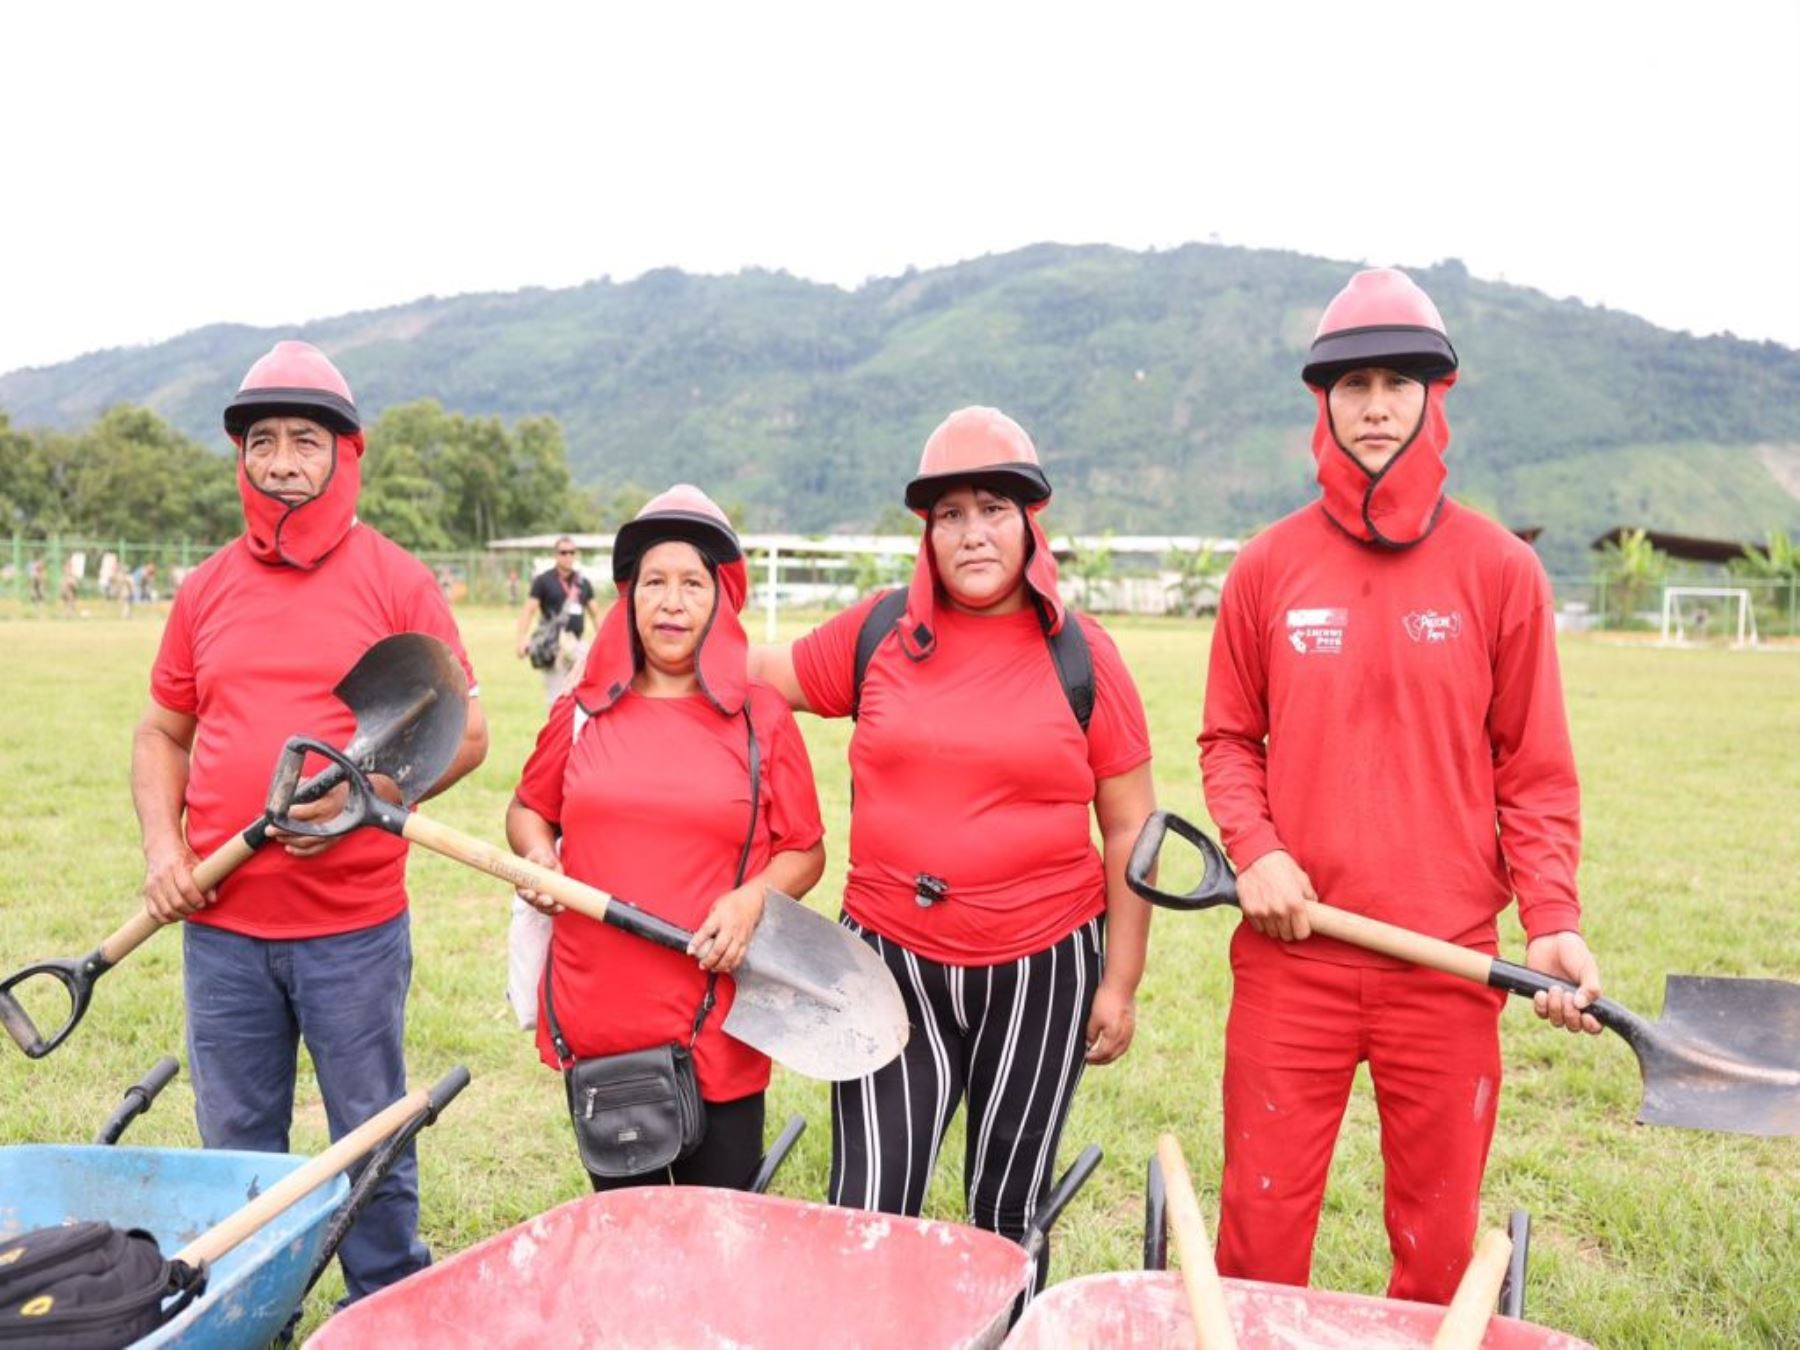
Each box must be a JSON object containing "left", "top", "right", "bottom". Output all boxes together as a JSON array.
[{"left": 5, "top": 243, "right": 1797, "bottom": 571}]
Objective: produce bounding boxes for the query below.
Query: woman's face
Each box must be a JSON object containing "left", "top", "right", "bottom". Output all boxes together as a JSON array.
[
  {"left": 632, "top": 540, "right": 716, "bottom": 675},
  {"left": 929, "top": 485, "right": 1028, "bottom": 614}
]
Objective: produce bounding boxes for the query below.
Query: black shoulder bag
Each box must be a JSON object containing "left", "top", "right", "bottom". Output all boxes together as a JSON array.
[
  {"left": 0, "top": 1220, "right": 205, "bottom": 1349},
  {"left": 544, "top": 706, "right": 759, "bottom": 1178}
]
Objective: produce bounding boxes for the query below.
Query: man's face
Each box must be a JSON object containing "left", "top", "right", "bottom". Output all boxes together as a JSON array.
[
  {"left": 1327, "top": 367, "right": 1427, "bottom": 474},
  {"left": 554, "top": 543, "right": 578, "bottom": 575},
  {"left": 243, "top": 417, "right": 334, "bottom": 502}
]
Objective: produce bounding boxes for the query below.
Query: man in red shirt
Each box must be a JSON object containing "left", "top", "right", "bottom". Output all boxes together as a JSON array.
[
  {"left": 133, "top": 341, "right": 488, "bottom": 1301},
  {"left": 1200, "top": 270, "right": 1603, "bottom": 1304}
]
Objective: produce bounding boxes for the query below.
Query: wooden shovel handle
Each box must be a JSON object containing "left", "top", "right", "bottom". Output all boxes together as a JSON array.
[
  {"left": 97, "top": 833, "right": 263, "bottom": 965},
  {"left": 1155, "top": 1135, "right": 1238, "bottom": 1350},
  {"left": 1431, "top": 1227, "right": 1514, "bottom": 1349},
  {"left": 1302, "top": 902, "right": 1496, "bottom": 985},
  {"left": 399, "top": 813, "right": 619, "bottom": 927},
  {"left": 174, "top": 1067, "right": 469, "bottom": 1267}
]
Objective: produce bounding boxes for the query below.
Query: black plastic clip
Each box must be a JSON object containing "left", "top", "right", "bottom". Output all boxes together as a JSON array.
[{"left": 915, "top": 873, "right": 949, "bottom": 908}]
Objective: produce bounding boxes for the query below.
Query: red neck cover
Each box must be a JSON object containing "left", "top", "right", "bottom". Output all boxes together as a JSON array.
[
  {"left": 234, "top": 431, "right": 364, "bottom": 569},
  {"left": 572, "top": 553, "right": 751, "bottom": 717},
  {"left": 899, "top": 502, "right": 1065, "bottom": 660},
  {"left": 1311, "top": 376, "right": 1455, "bottom": 549}
]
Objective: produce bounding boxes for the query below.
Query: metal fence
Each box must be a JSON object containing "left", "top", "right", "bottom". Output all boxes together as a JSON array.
[{"left": 8, "top": 535, "right": 1798, "bottom": 638}]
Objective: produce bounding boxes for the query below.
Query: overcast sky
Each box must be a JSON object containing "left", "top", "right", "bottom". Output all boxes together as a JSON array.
[{"left": 3, "top": 1, "right": 1796, "bottom": 378}]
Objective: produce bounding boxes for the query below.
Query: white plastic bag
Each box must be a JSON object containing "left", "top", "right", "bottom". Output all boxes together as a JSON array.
[{"left": 505, "top": 894, "right": 553, "bottom": 1031}]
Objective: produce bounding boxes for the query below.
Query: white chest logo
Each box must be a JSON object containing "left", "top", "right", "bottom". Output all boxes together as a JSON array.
[
  {"left": 1286, "top": 608, "right": 1348, "bottom": 655},
  {"left": 1403, "top": 610, "right": 1463, "bottom": 643}
]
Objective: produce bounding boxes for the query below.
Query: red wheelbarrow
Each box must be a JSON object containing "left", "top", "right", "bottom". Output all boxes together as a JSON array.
[
  {"left": 310, "top": 1145, "right": 1102, "bottom": 1349},
  {"left": 1005, "top": 1145, "right": 1591, "bottom": 1349}
]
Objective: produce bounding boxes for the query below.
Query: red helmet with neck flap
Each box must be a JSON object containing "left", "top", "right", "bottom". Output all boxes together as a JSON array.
[
  {"left": 225, "top": 340, "right": 364, "bottom": 569},
  {"left": 1304, "top": 269, "right": 1458, "bottom": 550}
]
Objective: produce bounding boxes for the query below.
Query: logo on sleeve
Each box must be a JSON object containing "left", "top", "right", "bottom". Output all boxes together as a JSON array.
[
  {"left": 1286, "top": 608, "right": 1348, "bottom": 655},
  {"left": 1403, "top": 610, "right": 1463, "bottom": 643}
]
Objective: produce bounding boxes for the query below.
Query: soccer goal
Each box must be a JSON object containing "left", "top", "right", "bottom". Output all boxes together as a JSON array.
[{"left": 1660, "top": 586, "right": 1759, "bottom": 647}]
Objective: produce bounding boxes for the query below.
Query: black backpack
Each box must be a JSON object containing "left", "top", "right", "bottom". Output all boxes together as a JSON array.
[
  {"left": 851, "top": 587, "right": 1094, "bottom": 731},
  {"left": 0, "top": 1221, "right": 204, "bottom": 1349}
]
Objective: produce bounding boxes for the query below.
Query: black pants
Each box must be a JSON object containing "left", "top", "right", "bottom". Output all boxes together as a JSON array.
[
  {"left": 830, "top": 916, "right": 1103, "bottom": 1279},
  {"left": 588, "top": 1092, "right": 766, "bottom": 1193}
]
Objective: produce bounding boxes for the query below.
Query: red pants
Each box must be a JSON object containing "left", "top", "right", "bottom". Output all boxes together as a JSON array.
[{"left": 1214, "top": 926, "right": 1505, "bottom": 1305}]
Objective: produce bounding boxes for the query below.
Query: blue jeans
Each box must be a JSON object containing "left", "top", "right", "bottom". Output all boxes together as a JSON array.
[{"left": 183, "top": 911, "right": 429, "bottom": 1301}]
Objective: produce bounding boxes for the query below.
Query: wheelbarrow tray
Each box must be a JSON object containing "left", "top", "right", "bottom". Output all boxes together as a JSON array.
[
  {"left": 0, "top": 1144, "right": 348, "bottom": 1348},
  {"left": 1004, "top": 1272, "right": 1593, "bottom": 1349},
  {"left": 311, "top": 1186, "right": 1037, "bottom": 1349}
]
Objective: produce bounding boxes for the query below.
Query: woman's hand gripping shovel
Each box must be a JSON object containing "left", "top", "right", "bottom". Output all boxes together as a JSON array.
[
  {"left": 0, "top": 633, "right": 470, "bottom": 1059},
  {"left": 259, "top": 733, "right": 910, "bottom": 1083},
  {"left": 1128, "top": 811, "right": 1800, "bottom": 1138}
]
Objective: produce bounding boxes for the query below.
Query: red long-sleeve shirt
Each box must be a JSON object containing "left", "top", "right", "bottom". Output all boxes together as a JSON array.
[{"left": 1200, "top": 499, "right": 1581, "bottom": 963}]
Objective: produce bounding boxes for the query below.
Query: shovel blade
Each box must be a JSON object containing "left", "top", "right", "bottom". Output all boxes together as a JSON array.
[
  {"left": 332, "top": 633, "right": 470, "bottom": 804},
  {"left": 1632, "top": 975, "right": 1800, "bottom": 1137},
  {"left": 722, "top": 894, "right": 909, "bottom": 1082}
]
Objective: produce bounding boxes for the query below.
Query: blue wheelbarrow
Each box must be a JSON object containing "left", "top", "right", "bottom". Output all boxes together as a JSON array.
[{"left": 0, "top": 1058, "right": 468, "bottom": 1347}]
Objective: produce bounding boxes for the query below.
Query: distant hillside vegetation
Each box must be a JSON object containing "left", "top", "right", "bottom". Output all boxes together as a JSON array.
[{"left": 5, "top": 243, "right": 1797, "bottom": 571}]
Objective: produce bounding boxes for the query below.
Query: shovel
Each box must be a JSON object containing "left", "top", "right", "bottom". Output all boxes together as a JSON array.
[
  {"left": 262, "top": 734, "right": 910, "bottom": 1083},
  {"left": 1128, "top": 810, "right": 1800, "bottom": 1138},
  {"left": 0, "top": 633, "right": 470, "bottom": 1059}
]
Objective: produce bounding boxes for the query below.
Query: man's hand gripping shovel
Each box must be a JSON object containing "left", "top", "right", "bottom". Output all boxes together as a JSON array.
[
  {"left": 1128, "top": 810, "right": 1799, "bottom": 1138},
  {"left": 0, "top": 633, "right": 470, "bottom": 1059}
]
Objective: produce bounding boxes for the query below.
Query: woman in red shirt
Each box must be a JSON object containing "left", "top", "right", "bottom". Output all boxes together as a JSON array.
[
  {"left": 755, "top": 407, "right": 1156, "bottom": 1277},
  {"left": 508, "top": 485, "right": 826, "bottom": 1191}
]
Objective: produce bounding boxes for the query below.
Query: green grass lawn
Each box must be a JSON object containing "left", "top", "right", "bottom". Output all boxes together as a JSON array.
[{"left": 0, "top": 606, "right": 1795, "bottom": 1346}]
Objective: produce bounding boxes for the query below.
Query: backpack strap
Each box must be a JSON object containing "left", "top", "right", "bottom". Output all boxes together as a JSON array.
[
  {"left": 852, "top": 586, "right": 1094, "bottom": 732},
  {"left": 851, "top": 587, "right": 910, "bottom": 720}
]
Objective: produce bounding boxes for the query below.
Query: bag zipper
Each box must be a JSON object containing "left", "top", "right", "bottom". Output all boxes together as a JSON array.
[{"left": 0, "top": 1225, "right": 112, "bottom": 1289}]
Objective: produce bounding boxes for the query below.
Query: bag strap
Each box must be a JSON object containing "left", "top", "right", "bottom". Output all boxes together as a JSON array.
[
  {"left": 544, "top": 703, "right": 760, "bottom": 1067},
  {"left": 852, "top": 586, "right": 1095, "bottom": 731}
]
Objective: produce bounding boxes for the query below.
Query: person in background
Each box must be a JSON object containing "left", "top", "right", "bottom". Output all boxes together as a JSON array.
[
  {"left": 1200, "top": 268, "right": 1602, "bottom": 1304},
  {"left": 134, "top": 340, "right": 489, "bottom": 1302},
  {"left": 509, "top": 486, "right": 824, "bottom": 1190},
  {"left": 752, "top": 407, "right": 1156, "bottom": 1285},
  {"left": 515, "top": 535, "right": 601, "bottom": 704}
]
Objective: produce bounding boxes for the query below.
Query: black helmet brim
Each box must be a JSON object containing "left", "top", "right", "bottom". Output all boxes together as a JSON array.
[
  {"left": 613, "top": 511, "right": 743, "bottom": 583},
  {"left": 224, "top": 387, "right": 361, "bottom": 439},
  {"left": 1302, "top": 325, "right": 1459, "bottom": 390},
  {"left": 904, "top": 462, "right": 1052, "bottom": 513}
]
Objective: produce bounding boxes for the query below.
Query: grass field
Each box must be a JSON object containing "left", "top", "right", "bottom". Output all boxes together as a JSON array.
[{"left": 0, "top": 606, "right": 1795, "bottom": 1346}]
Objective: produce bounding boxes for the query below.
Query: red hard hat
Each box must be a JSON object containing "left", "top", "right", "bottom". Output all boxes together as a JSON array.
[
  {"left": 1301, "top": 268, "right": 1458, "bottom": 389},
  {"left": 612, "top": 483, "right": 742, "bottom": 582},
  {"left": 904, "top": 406, "right": 1051, "bottom": 512},
  {"left": 224, "top": 340, "right": 360, "bottom": 439}
]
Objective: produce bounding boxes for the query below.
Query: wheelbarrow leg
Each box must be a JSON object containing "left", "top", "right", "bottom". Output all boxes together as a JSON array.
[
  {"left": 1498, "top": 1209, "right": 1531, "bottom": 1320},
  {"left": 747, "top": 1114, "right": 807, "bottom": 1194}
]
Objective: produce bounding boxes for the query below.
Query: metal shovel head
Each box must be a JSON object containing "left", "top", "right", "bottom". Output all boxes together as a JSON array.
[
  {"left": 722, "top": 892, "right": 910, "bottom": 1082},
  {"left": 332, "top": 633, "right": 469, "bottom": 805},
  {"left": 1631, "top": 975, "right": 1800, "bottom": 1137}
]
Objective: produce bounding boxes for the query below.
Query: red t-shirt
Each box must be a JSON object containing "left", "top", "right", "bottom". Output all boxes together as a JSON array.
[
  {"left": 1200, "top": 499, "right": 1582, "bottom": 966},
  {"left": 149, "top": 526, "right": 478, "bottom": 939},
  {"left": 514, "top": 683, "right": 824, "bottom": 1102},
  {"left": 793, "top": 597, "right": 1151, "bottom": 965}
]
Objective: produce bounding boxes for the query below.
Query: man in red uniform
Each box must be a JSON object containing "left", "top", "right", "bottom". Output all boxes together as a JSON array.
[
  {"left": 1200, "top": 269, "right": 1603, "bottom": 1303},
  {"left": 133, "top": 341, "right": 488, "bottom": 1301}
]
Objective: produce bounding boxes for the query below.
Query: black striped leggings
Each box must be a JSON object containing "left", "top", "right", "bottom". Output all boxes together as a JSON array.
[{"left": 829, "top": 915, "right": 1104, "bottom": 1260}]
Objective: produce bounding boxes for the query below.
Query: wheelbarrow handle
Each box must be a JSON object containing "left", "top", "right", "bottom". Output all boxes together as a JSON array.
[
  {"left": 1020, "top": 1143, "right": 1104, "bottom": 1263},
  {"left": 94, "top": 1055, "right": 181, "bottom": 1145},
  {"left": 299, "top": 1067, "right": 472, "bottom": 1304},
  {"left": 1431, "top": 1227, "right": 1513, "bottom": 1349},
  {"left": 1156, "top": 1135, "right": 1238, "bottom": 1350},
  {"left": 748, "top": 1114, "right": 808, "bottom": 1195},
  {"left": 175, "top": 1067, "right": 472, "bottom": 1270}
]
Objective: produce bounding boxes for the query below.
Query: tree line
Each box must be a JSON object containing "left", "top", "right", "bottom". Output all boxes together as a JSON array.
[{"left": 1, "top": 402, "right": 652, "bottom": 551}]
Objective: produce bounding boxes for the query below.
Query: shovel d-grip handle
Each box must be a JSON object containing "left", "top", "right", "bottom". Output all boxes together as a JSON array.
[
  {"left": 1126, "top": 811, "right": 1239, "bottom": 911},
  {"left": 0, "top": 740, "right": 366, "bottom": 1060}
]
